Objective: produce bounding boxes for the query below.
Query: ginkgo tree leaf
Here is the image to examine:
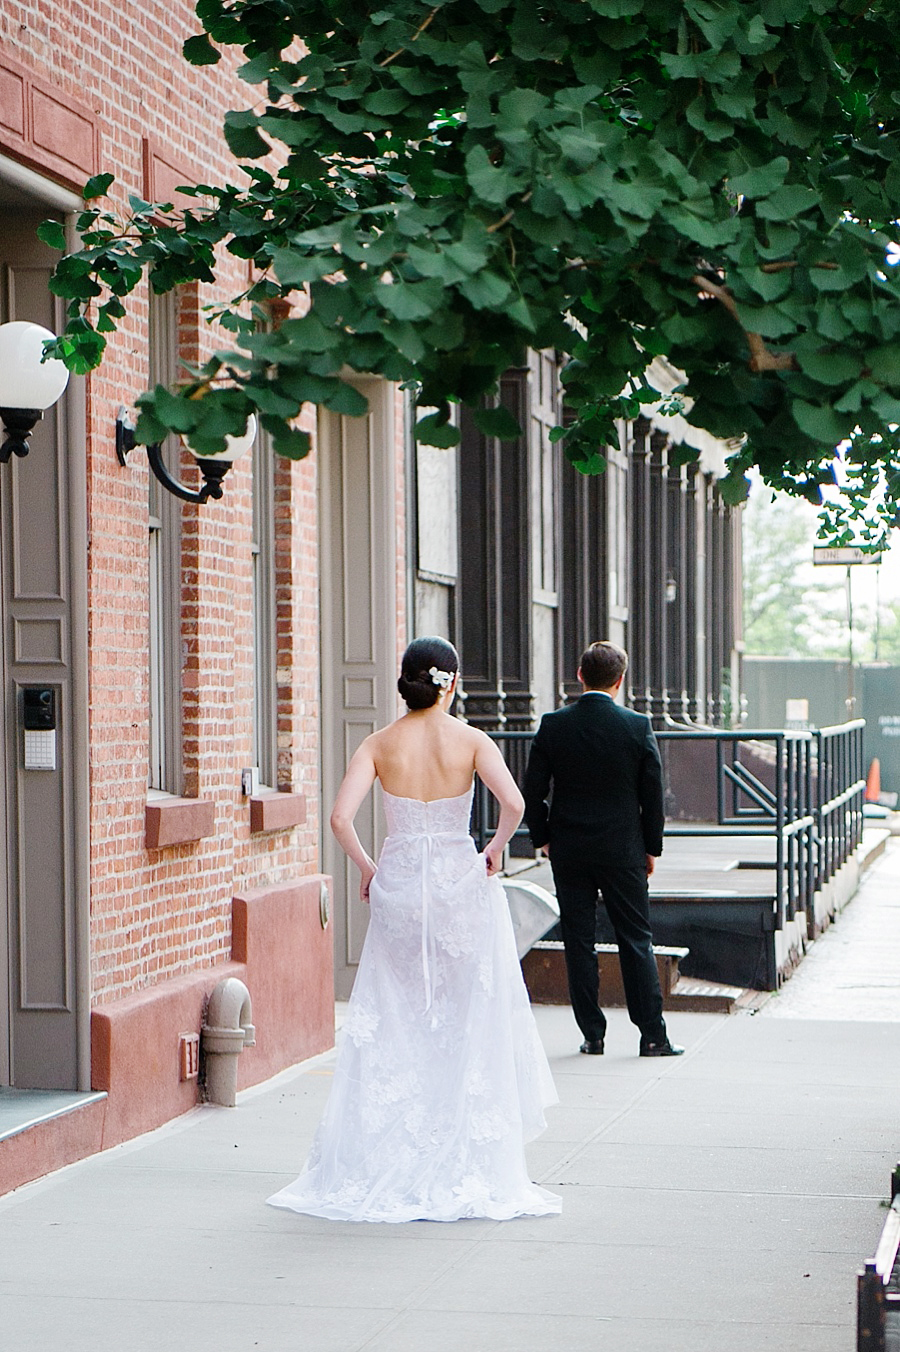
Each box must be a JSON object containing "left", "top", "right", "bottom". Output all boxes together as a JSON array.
[{"left": 37, "top": 0, "right": 900, "bottom": 546}]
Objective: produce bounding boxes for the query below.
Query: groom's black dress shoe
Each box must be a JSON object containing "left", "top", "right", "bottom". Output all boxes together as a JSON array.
[
  {"left": 580, "top": 1039, "right": 605, "bottom": 1055},
  {"left": 639, "top": 1038, "right": 685, "bottom": 1057}
]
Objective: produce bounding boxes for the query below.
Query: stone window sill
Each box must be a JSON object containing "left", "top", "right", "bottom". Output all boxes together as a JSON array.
[
  {"left": 145, "top": 796, "right": 216, "bottom": 850},
  {"left": 249, "top": 791, "right": 307, "bottom": 834}
]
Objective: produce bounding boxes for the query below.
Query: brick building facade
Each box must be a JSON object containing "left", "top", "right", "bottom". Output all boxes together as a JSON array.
[
  {"left": 0, "top": 1, "right": 408, "bottom": 1190},
  {"left": 0, "top": 4, "right": 742, "bottom": 1190}
]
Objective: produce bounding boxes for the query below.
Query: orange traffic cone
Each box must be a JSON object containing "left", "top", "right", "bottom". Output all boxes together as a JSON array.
[{"left": 865, "top": 758, "right": 881, "bottom": 803}]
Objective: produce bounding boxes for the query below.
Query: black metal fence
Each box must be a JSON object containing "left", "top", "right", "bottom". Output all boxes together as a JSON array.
[
  {"left": 816, "top": 721, "right": 867, "bottom": 896},
  {"left": 475, "top": 720, "right": 866, "bottom": 931}
]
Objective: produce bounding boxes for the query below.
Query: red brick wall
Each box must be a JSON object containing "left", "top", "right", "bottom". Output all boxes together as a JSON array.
[{"left": 0, "top": 4, "right": 367, "bottom": 1005}]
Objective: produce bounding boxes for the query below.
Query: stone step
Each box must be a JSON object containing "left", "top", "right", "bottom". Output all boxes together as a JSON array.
[
  {"left": 0, "top": 1088, "right": 107, "bottom": 1197},
  {"left": 522, "top": 940, "right": 751, "bottom": 1014},
  {"left": 666, "top": 976, "right": 746, "bottom": 1014},
  {"left": 523, "top": 940, "right": 684, "bottom": 1005}
]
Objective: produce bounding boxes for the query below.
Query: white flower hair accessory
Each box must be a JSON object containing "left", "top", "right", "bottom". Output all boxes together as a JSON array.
[{"left": 429, "top": 666, "right": 454, "bottom": 691}]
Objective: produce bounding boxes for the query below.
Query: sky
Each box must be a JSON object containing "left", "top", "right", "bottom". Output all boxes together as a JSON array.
[
  {"left": 743, "top": 474, "right": 900, "bottom": 666},
  {"left": 750, "top": 473, "right": 900, "bottom": 616}
]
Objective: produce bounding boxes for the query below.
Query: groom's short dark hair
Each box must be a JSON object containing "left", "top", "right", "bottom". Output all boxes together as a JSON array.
[{"left": 580, "top": 641, "right": 628, "bottom": 690}]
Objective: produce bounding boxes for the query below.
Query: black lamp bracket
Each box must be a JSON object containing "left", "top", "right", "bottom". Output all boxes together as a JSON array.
[
  {"left": 0, "top": 407, "right": 43, "bottom": 463},
  {"left": 115, "top": 407, "right": 230, "bottom": 505}
]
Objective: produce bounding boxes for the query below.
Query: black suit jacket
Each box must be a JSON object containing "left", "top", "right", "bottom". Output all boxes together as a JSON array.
[{"left": 523, "top": 694, "right": 665, "bottom": 868}]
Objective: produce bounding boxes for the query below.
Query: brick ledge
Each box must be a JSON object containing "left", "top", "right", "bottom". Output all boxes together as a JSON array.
[
  {"left": 249, "top": 790, "right": 306, "bottom": 834},
  {"left": 145, "top": 796, "right": 216, "bottom": 850}
]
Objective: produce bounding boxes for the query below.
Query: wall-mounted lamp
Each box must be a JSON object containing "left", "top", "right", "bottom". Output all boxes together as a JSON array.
[
  {"left": 0, "top": 321, "right": 70, "bottom": 462},
  {"left": 116, "top": 408, "right": 257, "bottom": 505},
  {"left": 665, "top": 574, "right": 678, "bottom": 604}
]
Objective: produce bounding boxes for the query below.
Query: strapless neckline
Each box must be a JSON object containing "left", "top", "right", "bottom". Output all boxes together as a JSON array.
[{"left": 381, "top": 786, "right": 473, "bottom": 806}]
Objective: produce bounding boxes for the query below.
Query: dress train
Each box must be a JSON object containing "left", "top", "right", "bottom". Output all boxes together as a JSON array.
[{"left": 266, "top": 787, "right": 561, "bottom": 1223}]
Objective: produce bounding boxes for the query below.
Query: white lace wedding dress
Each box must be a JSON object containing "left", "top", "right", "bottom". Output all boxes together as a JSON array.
[{"left": 267, "top": 786, "right": 561, "bottom": 1223}]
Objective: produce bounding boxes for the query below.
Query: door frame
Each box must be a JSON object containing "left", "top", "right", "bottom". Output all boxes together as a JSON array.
[
  {"left": 318, "top": 379, "right": 398, "bottom": 998},
  {"left": 0, "top": 157, "right": 90, "bottom": 1089}
]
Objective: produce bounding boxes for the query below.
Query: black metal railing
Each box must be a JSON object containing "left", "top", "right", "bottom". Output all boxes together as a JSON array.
[
  {"left": 655, "top": 727, "right": 820, "bottom": 931},
  {"left": 472, "top": 730, "right": 534, "bottom": 855},
  {"left": 816, "top": 721, "right": 867, "bottom": 895},
  {"left": 474, "top": 719, "right": 867, "bottom": 934}
]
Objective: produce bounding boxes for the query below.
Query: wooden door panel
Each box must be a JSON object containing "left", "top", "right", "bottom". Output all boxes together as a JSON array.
[
  {"left": 1, "top": 213, "right": 78, "bottom": 1088},
  {"left": 319, "top": 386, "right": 396, "bottom": 999}
]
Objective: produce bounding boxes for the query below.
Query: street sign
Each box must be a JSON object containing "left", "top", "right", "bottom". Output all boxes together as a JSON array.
[{"left": 813, "top": 546, "right": 882, "bottom": 565}]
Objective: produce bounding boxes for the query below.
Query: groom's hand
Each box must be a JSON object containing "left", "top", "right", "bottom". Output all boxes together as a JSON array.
[
  {"left": 646, "top": 854, "right": 656, "bottom": 877},
  {"left": 539, "top": 844, "right": 551, "bottom": 859}
]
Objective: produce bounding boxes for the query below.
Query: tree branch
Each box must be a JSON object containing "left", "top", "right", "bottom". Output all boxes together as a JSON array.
[
  {"left": 486, "top": 192, "right": 532, "bottom": 233},
  {"left": 759, "top": 260, "right": 839, "bottom": 273},
  {"left": 379, "top": 8, "right": 438, "bottom": 66},
  {"left": 691, "top": 273, "right": 799, "bottom": 373}
]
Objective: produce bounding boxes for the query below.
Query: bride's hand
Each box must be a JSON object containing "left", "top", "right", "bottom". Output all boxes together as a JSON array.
[
  {"left": 483, "top": 846, "right": 502, "bottom": 877},
  {"left": 359, "top": 859, "right": 377, "bottom": 904}
]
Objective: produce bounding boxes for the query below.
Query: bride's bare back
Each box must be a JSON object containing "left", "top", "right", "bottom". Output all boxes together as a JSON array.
[
  {"left": 330, "top": 697, "right": 525, "bottom": 893},
  {"left": 370, "top": 709, "right": 481, "bottom": 802}
]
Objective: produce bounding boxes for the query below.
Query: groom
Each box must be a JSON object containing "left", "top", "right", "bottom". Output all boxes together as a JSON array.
[{"left": 523, "top": 641, "right": 683, "bottom": 1058}]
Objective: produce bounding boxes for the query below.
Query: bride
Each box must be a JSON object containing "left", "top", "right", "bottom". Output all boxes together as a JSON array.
[{"left": 267, "top": 636, "right": 561, "bottom": 1223}]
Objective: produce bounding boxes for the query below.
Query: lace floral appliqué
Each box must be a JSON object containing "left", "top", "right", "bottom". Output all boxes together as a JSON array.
[{"left": 266, "top": 786, "right": 561, "bottom": 1223}]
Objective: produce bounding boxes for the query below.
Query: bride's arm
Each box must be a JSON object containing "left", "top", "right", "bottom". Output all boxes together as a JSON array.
[
  {"left": 474, "top": 734, "right": 525, "bottom": 876},
  {"left": 330, "top": 741, "right": 379, "bottom": 902}
]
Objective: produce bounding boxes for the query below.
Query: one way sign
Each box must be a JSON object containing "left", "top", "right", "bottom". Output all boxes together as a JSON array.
[{"left": 812, "top": 546, "right": 882, "bottom": 565}]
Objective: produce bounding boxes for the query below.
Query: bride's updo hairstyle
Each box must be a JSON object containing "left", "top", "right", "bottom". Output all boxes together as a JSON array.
[{"left": 398, "top": 636, "right": 460, "bottom": 711}]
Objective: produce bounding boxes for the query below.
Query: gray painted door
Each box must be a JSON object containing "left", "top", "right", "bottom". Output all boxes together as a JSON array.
[
  {"left": 0, "top": 211, "right": 80, "bottom": 1088},
  {"left": 319, "top": 384, "right": 397, "bottom": 999}
]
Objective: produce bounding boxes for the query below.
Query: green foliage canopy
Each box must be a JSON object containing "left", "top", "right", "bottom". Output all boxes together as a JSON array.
[{"left": 40, "top": 0, "right": 900, "bottom": 542}]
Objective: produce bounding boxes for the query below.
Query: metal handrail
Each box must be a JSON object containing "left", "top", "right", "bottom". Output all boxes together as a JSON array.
[{"left": 476, "top": 719, "right": 866, "bottom": 936}]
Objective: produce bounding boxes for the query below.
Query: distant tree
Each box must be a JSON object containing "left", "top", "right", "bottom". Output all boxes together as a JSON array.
[
  {"left": 868, "top": 602, "right": 900, "bottom": 664},
  {"left": 742, "top": 480, "right": 900, "bottom": 659},
  {"left": 743, "top": 482, "right": 853, "bottom": 656},
  {"left": 744, "top": 491, "right": 820, "bottom": 656},
  {"left": 39, "top": 0, "right": 900, "bottom": 543}
]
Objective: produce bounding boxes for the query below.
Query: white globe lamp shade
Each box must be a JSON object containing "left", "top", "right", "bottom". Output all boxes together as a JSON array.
[
  {"left": 0, "top": 321, "right": 70, "bottom": 410},
  {"left": 184, "top": 413, "right": 257, "bottom": 463}
]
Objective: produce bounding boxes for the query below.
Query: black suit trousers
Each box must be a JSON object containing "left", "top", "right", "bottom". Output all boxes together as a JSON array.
[{"left": 550, "top": 856, "right": 667, "bottom": 1045}]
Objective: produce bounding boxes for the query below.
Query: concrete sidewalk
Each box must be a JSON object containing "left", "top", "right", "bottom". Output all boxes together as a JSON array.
[
  {"left": 763, "top": 840, "right": 900, "bottom": 1021},
  {"left": 3, "top": 860, "right": 899, "bottom": 1352}
]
